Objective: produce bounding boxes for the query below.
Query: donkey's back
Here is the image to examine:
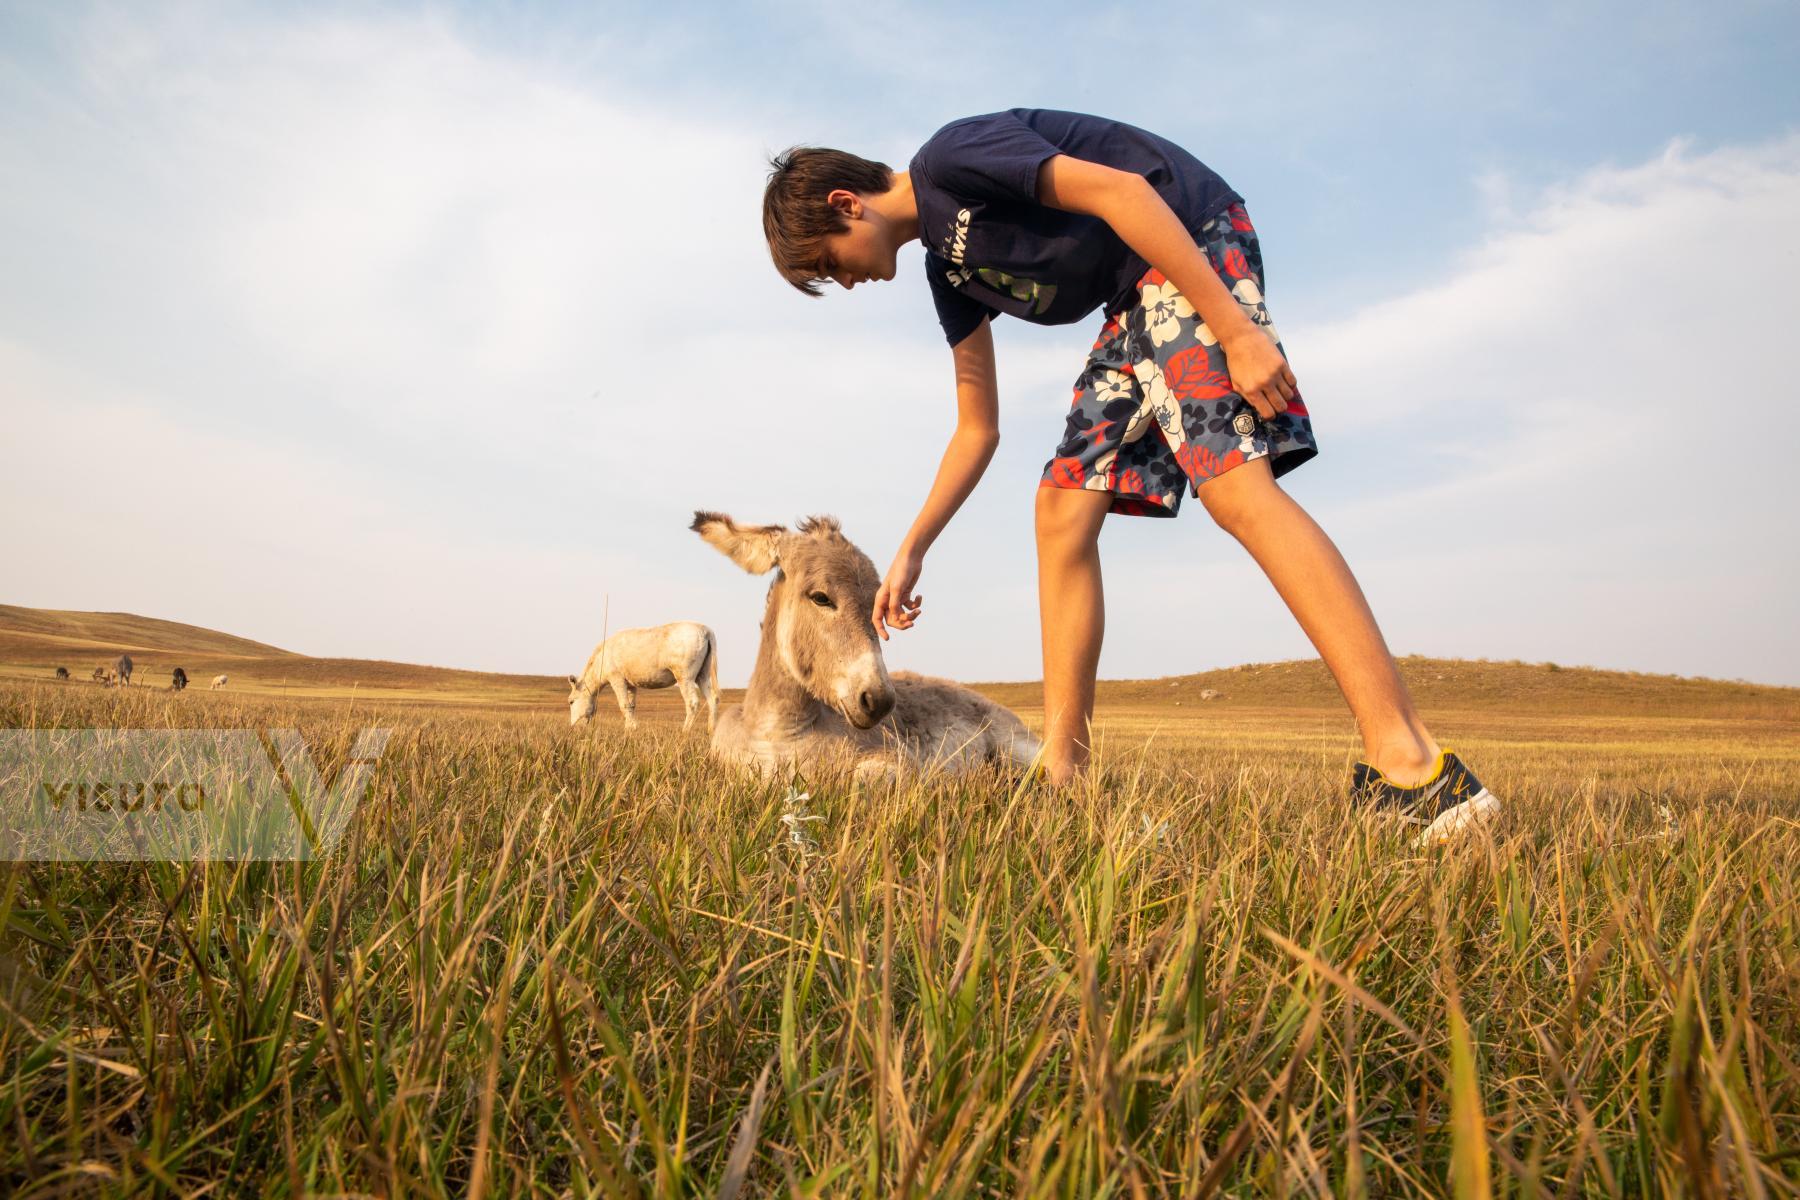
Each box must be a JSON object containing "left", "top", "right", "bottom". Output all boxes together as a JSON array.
[{"left": 887, "top": 671, "right": 1039, "bottom": 771}]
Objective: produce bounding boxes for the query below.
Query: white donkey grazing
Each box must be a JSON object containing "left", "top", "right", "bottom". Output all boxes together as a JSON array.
[
  {"left": 567, "top": 622, "right": 719, "bottom": 731},
  {"left": 210, "top": 674, "right": 229, "bottom": 690},
  {"left": 691, "top": 511, "right": 1040, "bottom": 780}
]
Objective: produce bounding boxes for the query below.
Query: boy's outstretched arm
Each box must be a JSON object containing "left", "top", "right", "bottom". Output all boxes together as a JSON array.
[
  {"left": 872, "top": 318, "right": 1000, "bottom": 639},
  {"left": 1037, "top": 155, "right": 1298, "bottom": 420}
]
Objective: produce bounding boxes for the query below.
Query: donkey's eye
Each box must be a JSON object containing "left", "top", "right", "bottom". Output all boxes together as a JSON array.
[{"left": 808, "top": 591, "right": 835, "bottom": 609}]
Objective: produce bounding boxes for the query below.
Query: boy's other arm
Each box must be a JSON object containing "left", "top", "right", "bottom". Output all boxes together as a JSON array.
[
  {"left": 1037, "top": 154, "right": 1297, "bottom": 419},
  {"left": 872, "top": 319, "right": 1001, "bottom": 640}
]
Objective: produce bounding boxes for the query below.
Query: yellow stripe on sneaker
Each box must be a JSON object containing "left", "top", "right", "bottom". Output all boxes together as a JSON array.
[{"left": 1367, "top": 749, "right": 1451, "bottom": 789}]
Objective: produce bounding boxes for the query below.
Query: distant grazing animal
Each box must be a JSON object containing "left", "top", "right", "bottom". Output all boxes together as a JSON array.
[
  {"left": 210, "top": 674, "right": 229, "bottom": 690},
  {"left": 170, "top": 667, "right": 188, "bottom": 691},
  {"left": 92, "top": 667, "right": 111, "bottom": 684},
  {"left": 568, "top": 622, "right": 718, "bottom": 732},
  {"left": 54, "top": 667, "right": 70, "bottom": 680},
  {"left": 114, "top": 654, "right": 133, "bottom": 687},
  {"left": 691, "top": 511, "right": 1039, "bottom": 779}
]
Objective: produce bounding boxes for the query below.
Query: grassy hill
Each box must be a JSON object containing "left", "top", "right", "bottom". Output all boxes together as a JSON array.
[
  {"left": 0, "top": 605, "right": 562, "bottom": 707},
  {"left": 0, "top": 604, "right": 296, "bottom": 659},
  {"left": 2, "top": 604, "right": 1795, "bottom": 720},
  {"left": 981, "top": 654, "right": 1799, "bottom": 721}
]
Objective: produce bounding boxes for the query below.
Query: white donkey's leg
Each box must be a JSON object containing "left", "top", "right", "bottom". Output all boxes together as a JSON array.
[
  {"left": 611, "top": 678, "right": 638, "bottom": 728},
  {"left": 677, "top": 679, "right": 701, "bottom": 731}
]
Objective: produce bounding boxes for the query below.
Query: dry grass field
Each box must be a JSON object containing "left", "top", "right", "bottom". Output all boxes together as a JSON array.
[{"left": 1, "top": 607, "right": 1797, "bottom": 1196}]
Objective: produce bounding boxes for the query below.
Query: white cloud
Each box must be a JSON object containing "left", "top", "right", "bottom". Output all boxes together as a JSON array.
[
  {"left": 1299, "top": 136, "right": 1800, "bottom": 431},
  {"left": 54, "top": 10, "right": 770, "bottom": 424}
]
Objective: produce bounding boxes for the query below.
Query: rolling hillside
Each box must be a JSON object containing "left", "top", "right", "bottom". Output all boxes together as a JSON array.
[
  {"left": 0, "top": 604, "right": 297, "bottom": 659},
  {"left": 1, "top": 604, "right": 1795, "bottom": 720},
  {"left": 0, "top": 605, "right": 563, "bottom": 707},
  {"left": 984, "top": 655, "right": 1800, "bottom": 721}
]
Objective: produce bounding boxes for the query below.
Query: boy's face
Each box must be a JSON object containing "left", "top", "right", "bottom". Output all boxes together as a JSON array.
[{"left": 819, "top": 190, "right": 897, "bottom": 290}]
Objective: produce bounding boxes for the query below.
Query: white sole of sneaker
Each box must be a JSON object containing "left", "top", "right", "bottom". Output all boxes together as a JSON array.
[{"left": 1413, "top": 789, "right": 1501, "bottom": 847}]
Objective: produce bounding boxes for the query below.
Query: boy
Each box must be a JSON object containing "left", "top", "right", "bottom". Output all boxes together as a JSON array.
[{"left": 761, "top": 109, "right": 1497, "bottom": 840}]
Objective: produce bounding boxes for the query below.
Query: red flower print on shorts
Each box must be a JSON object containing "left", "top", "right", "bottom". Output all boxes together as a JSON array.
[
  {"left": 1164, "top": 345, "right": 1236, "bottom": 401},
  {"left": 1049, "top": 456, "right": 1086, "bottom": 487},
  {"left": 1176, "top": 442, "right": 1245, "bottom": 482},
  {"left": 1078, "top": 420, "right": 1114, "bottom": 446}
]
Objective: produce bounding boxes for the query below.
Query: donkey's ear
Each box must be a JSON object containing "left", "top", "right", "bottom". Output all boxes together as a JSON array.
[
  {"left": 691, "top": 510, "right": 785, "bottom": 574},
  {"left": 567, "top": 673, "right": 579, "bottom": 686}
]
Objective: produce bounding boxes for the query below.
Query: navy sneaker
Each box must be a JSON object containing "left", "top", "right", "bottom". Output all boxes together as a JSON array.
[{"left": 1352, "top": 751, "right": 1500, "bottom": 844}]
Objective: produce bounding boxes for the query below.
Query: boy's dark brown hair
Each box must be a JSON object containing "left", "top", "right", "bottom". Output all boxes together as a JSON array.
[{"left": 762, "top": 147, "right": 894, "bottom": 296}]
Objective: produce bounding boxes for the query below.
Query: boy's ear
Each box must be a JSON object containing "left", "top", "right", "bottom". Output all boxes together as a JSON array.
[
  {"left": 691, "top": 511, "right": 785, "bottom": 574},
  {"left": 825, "top": 188, "right": 861, "bottom": 218}
]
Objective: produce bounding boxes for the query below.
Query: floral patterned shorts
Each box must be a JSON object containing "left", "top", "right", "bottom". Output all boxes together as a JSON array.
[{"left": 1039, "top": 202, "right": 1317, "bottom": 517}]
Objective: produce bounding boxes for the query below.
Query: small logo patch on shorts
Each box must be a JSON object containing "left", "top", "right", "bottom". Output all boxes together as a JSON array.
[{"left": 1232, "top": 412, "right": 1259, "bottom": 437}]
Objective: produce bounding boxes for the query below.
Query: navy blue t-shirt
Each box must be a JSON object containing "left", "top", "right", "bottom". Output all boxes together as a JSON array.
[{"left": 909, "top": 109, "right": 1242, "bottom": 346}]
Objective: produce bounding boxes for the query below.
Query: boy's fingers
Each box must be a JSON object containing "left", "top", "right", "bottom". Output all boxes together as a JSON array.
[
  {"left": 876, "top": 594, "right": 923, "bottom": 634},
  {"left": 1240, "top": 377, "right": 1272, "bottom": 417}
]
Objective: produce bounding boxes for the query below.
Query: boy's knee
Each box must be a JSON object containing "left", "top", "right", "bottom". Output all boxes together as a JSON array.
[
  {"left": 1198, "top": 459, "right": 1277, "bottom": 531},
  {"left": 1035, "top": 487, "right": 1108, "bottom": 548}
]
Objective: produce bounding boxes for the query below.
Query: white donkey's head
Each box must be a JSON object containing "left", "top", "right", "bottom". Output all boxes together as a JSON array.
[
  {"left": 692, "top": 511, "right": 894, "bottom": 728},
  {"left": 565, "top": 675, "right": 599, "bottom": 726}
]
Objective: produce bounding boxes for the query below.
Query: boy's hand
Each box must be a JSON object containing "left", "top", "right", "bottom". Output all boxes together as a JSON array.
[
  {"left": 1221, "top": 328, "right": 1299, "bottom": 420},
  {"left": 872, "top": 550, "right": 925, "bottom": 640}
]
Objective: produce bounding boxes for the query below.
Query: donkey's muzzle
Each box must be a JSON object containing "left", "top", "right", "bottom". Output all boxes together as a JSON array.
[{"left": 852, "top": 686, "right": 895, "bottom": 728}]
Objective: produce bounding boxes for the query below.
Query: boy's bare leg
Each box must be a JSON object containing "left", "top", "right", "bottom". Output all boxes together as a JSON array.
[
  {"left": 1035, "top": 487, "right": 1112, "bottom": 783},
  {"left": 1198, "top": 457, "right": 1441, "bottom": 785}
]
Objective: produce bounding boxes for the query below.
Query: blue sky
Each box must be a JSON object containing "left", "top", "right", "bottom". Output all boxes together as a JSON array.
[{"left": 3, "top": 1, "right": 1798, "bottom": 686}]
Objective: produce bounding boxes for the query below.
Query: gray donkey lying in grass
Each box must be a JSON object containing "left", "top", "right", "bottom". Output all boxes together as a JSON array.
[{"left": 692, "top": 510, "right": 1039, "bottom": 780}]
